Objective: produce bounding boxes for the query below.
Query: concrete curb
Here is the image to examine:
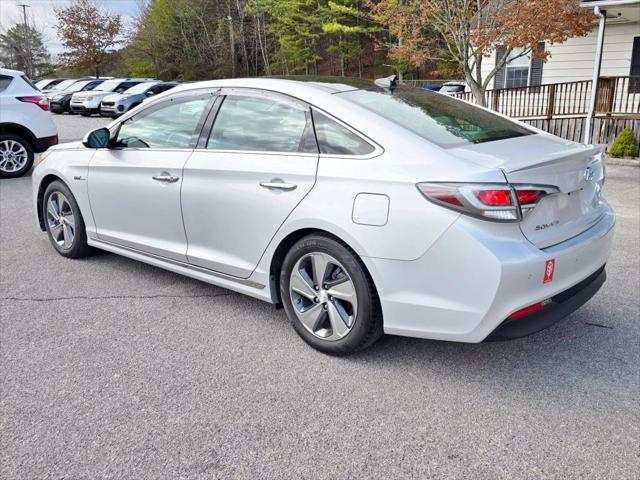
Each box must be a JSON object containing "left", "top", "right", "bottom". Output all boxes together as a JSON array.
[{"left": 605, "top": 157, "right": 640, "bottom": 167}]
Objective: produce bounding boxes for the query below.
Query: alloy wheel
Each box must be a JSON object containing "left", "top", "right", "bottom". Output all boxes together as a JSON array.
[
  {"left": 289, "top": 252, "right": 358, "bottom": 341},
  {"left": 0, "top": 140, "right": 28, "bottom": 173},
  {"left": 46, "top": 192, "right": 76, "bottom": 250}
]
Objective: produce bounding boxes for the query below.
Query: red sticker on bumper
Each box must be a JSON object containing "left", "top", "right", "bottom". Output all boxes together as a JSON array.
[{"left": 544, "top": 259, "right": 555, "bottom": 284}]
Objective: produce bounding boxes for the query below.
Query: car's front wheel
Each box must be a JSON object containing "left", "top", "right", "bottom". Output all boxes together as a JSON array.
[
  {"left": 280, "top": 234, "right": 383, "bottom": 355},
  {"left": 0, "top": 133, "right": 34, "bottom": 178},
  {"left": 43, "top": 180, "right": 93, "bottom": 258}
]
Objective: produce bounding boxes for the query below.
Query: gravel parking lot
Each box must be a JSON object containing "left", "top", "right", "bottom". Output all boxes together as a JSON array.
[{"left": 1, "top": 115, "right": 639, "bottom": 479}]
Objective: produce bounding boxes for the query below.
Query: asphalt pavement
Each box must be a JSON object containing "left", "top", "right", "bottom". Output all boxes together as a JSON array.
[{"left": 1, "top": 114, "right": 638, "bottom": 479}]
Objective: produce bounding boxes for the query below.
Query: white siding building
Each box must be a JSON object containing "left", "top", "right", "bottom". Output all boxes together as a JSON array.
[{"left": 481, "top": 4, "right": 639, "bottom": 89}]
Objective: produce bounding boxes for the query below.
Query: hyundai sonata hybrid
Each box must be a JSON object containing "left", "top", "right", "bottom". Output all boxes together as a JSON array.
[{"left": 32, "top": 77, "right": 614, "bottom": 354}]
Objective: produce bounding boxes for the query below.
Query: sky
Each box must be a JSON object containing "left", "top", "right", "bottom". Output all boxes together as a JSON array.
[{"left": 0, "top": 0, "right": 144, "bottom": 57}]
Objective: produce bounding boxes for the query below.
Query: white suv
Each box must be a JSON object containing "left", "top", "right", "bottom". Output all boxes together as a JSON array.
[{"left": 0, "top": 68, "right": 58, "bottom": 178}]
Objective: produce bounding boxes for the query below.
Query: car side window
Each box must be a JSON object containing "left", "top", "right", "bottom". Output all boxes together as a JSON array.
[
  {"left": 312, "top": 110, "right": 375, "bottom": 156},
  {"left": 117, "top": 82, "right": 136, "bottom": 93},
  {"left": 207, "top": 95, "right": 312, "bottom": 153},
  {"left": 116, "top": 96, "right": 210, "bottom": 149},
  {"left": 0, "top": 75, "right": 12, "bottom": 93}
]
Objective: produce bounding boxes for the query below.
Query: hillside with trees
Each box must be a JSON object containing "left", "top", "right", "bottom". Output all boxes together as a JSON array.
[{"left": 0, "top": 0, "right": 596, "bottom": 105}]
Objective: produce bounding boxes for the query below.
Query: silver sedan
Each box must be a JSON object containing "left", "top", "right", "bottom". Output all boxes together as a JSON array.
[{"left": 32, "top": 77, "right": 614, "bottom": 354}]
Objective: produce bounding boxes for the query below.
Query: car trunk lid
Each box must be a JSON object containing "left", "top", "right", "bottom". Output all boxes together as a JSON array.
[{"left": 449, "top": 133, "right": 607, "bottom": 248}]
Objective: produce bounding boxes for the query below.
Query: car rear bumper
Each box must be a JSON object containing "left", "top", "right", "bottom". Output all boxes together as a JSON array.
[
  {"left": 34, "top": 135, "right": 59, "bottom": 153},
  {"left": 363, "top": 204, "right": 615, "bottom": 343},
  {"left": 485, "top": 265, "right": 606, "bottom": 341},
  {"left": 50, "top": 101, "right": 67, "bottom": 112}
]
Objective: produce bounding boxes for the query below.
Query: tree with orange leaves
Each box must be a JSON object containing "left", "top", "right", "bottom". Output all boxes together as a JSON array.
[
  {"left": 368, "top": 0, "right": 595, "bottom": 105},
  {"left": 56, "top": 0, "right": 123, "bottom": 78}
]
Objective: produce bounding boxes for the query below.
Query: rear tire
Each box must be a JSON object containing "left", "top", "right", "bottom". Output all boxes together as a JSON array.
[
  {"left": 42, "top": 180, "right": 93, "bottom": 258},
  {"left": 280, "top": 234, "right": 383, "bottom": 355},
  {"left": 0, "top": 133, "right": 34, "bottom": 178}
]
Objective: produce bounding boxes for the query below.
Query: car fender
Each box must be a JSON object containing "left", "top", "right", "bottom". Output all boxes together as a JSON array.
[{"left": 32, "top": 147, "right": 96, "bottom": 235}]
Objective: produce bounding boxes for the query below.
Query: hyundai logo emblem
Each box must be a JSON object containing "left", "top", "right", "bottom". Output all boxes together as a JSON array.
[{"left": 584, "top": 166, "right": 594, "bottom": 182}]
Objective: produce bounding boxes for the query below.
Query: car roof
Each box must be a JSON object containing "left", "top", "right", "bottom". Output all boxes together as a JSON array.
[
  {"left": 0, "top": 68, "right": 24, "bottom": 77},
  {"left": 166, "top": 77, "right": 370, "bottom": 101}
]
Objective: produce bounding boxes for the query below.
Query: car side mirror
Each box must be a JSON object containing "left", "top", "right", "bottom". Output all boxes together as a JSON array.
[
  {"left": 82, "top": 127, "right": 110, "bottom": 149},
  {"left": 146, "top": 91, "right": 155, "bottom": 96}
]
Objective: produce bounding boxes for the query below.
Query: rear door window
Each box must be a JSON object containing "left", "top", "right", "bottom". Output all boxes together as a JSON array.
[{"left": 207, "top": 94, "right": 316, "bottom": 153}]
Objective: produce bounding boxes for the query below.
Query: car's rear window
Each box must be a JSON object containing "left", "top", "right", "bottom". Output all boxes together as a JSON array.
[
  {"left": 0, "top": 75, "right": 12, "bottom": 93},
  {"left": 338, "top": 87, "right": 532, "bottom": 148}
]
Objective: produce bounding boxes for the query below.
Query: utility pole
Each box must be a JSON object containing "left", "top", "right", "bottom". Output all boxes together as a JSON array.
[
  {"left": 17, "top": 3, "right": 32, "bottom": 77},
  {"left": 17, "top": 3, "right": 30, "bottom": 26}
]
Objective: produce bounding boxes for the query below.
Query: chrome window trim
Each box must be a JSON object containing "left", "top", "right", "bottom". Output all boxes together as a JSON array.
[
  {"left": 205, "top": 88, "right": 314, "bottom": 155},
  {"left": 201, "top": 86, "right": 384, "bottom": 159},
  {"left": 109, "top": 89, "right": 216, "bottom": 151},
  {"left": 191, "top": 148, "right": 319, "bottom": 158},
  {"left": 104, "top": 85, "right": 384, "bottom": 159}
]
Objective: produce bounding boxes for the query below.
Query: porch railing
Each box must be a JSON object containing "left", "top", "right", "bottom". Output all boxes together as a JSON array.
[{"left": 452, "top": 76, "right": 640, "bottom": 119}]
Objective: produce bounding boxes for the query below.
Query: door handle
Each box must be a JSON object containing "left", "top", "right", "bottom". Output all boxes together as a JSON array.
[
  {"left": 259, "top": 181, "right": 297, "bottom": 191},
  {"left": 152, "top": 174, "right": 180, "bottom": 183}
]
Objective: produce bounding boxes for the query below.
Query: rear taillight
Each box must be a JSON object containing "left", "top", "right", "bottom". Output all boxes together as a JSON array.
[
  {"left": 417, "top": 183, "right": 558, "bottom": 222},
  {"left": 17, "top": 95, "right": 49, "bottom": 111},
  {"left": 507, "top": 298, "right": 552, "bottom": 320},
  {"left": 474, "top": 189, "right": 512, "bottom": 206}
]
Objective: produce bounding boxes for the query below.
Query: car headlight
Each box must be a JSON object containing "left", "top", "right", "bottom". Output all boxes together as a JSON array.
[{"left": 86, "top": 95, "right": 96, "bottom": 101}]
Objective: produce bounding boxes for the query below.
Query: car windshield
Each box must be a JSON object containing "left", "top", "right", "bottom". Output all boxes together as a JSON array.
[
  {"left": 338, "top": 87, "right": 532, "bottom": 148},
  {"left": 67, "top": 80, "right": 93, "bottom": 92},
  {"left": 35, "top": 79, "right": 53, "bottom": 89},
  {"left": 53, "top": 79, "right": 77, "bottom": 91},
  {"left": 123, "top": 82, "right": 157, "bottom": 94},
  {"left": 94, "top": 80, "right": 124, "bottom": 92}
]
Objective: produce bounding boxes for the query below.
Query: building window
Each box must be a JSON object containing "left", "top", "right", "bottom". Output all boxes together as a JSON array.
[
  {"left": 630, "top": 36, "right": 640, "bottom": 94},
  {"left": 494, "top": 43, "right": 545, "bottom": 90},
  {"left": 504, "top": 48, "right": 531, "bottom": 88}
]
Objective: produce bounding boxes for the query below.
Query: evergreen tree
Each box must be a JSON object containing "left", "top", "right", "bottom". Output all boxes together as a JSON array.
[{"left": 0, "top": 24, "right": 54, "bottom": 78}]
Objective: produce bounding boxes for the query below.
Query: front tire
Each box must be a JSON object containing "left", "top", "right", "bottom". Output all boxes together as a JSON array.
[
  {"left": 0, "top": 133, "right": 34, "bottom": 178},
  {"left": 42, "top": 181, "right": 93, "bottom": 258},
  {"left": 280, "top": 234, "right": 383, "bottom": 355}
]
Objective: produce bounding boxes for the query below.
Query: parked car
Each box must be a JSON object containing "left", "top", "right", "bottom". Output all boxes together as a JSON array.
[
  {"left": 100, "top": 81, "right": 178, "bottom": 117},
  {"left": 32, "top": 77, "right": 613, "bottom": 354},
  {"left": 35, "top": 78, "right": 67, "bottom": 91},
  {"left": 70, "top": 78, "right": 154, "bottom": 116},
  {"left": 0, "top": 69, "right": 58, "bottom": 178},
  {"left": 49, "top": 79, "right": 105, "bottom": 114},
  {"left": 40, "top": 78, "right": 82, "bottom": 95},
  {"left": 438, "top": 81, "right": 466, "bottom": 95}
]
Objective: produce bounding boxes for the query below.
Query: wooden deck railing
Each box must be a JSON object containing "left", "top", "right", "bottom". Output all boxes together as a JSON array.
[{"left": 451, "top": 76, "right": 640, "bottom": 119}]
